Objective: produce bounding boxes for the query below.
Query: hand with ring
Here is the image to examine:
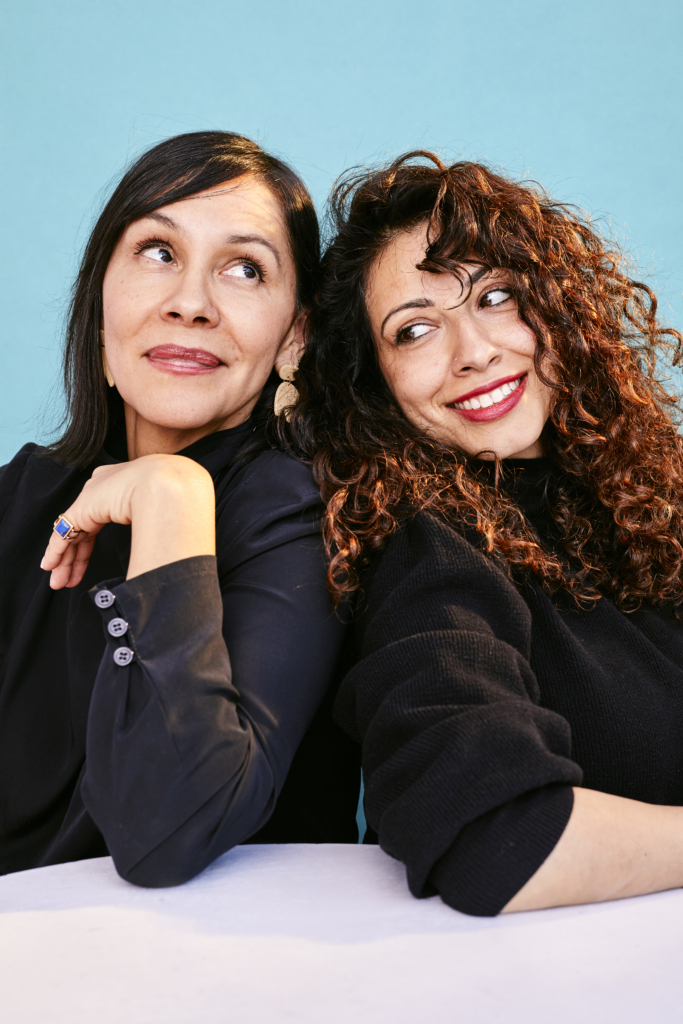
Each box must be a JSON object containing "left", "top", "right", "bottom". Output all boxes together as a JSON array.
[{"left": 41, "top": 454, "right": 216, "bottom": 590}]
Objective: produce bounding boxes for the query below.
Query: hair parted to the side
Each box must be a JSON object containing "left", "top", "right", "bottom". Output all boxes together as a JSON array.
[
  {"left": 277, "top": 150, "right": 683, "bottom": 614},
  {"left": 48, "top": 130, "right": 320, "bottom": 467}
]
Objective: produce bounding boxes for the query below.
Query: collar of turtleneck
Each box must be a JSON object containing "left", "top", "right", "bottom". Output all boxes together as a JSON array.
[{"left": 474, "top": 457, "right": 554, "bottom": 523}]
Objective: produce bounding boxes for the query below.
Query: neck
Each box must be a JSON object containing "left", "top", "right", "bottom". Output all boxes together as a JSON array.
[
  {"left": 506, "top": 436, "right": 545, "bottom": 460},
  {"left": 124, "top": 406, "right": 248, "bottom": 460}
]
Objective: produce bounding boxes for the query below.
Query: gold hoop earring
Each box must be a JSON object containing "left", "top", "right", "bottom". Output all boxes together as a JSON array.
[
  {"left": 100, "top": 329, "right": 115, "bottom": 388},
  {"left": 274, "top": 364, "right": 299, "bottom": 420}
]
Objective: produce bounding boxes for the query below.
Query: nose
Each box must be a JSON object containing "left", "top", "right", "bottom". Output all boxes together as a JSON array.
[
  {"left": 450, "top": 313, "right": 501, "bottom": 376},
  {"left": 161, "top": 266, "right": 219, "bottom": 328}
]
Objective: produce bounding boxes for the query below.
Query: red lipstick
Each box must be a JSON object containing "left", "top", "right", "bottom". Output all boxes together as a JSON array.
[
  {"left": 448, "top": 373, "right": 527, "bottom": 423},
  {"left": 145, "top": 345, "right": 222, "bottom": 376}
]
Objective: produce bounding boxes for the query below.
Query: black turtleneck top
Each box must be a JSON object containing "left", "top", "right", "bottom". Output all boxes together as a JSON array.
[
  {"left": 0, "top": 424, "right": 359, "bottom": 884},
  {"left": 334, "top": 458, "right": 683, "bottom": 916}
]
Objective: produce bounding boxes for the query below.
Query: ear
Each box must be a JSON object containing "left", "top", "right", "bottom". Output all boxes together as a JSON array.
[{"left": 274, "top": 311, "right": 307, "bottom": 377}]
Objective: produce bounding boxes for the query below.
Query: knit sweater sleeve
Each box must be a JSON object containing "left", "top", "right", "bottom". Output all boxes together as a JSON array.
[{"left": 334, "top": 511, "right": 582, "bottom": 916}]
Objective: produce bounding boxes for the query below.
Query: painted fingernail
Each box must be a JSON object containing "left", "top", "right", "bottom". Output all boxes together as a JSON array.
[{"left": 40, "top": 557, "right": 47, "bottom": 570}]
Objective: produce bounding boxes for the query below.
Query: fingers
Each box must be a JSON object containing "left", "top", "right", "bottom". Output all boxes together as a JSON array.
[
  {"left": 64, "top": 536, "right": 97, "bottom": 588},
  {"left": 41, "top": 532, "right": 98, "bottom": 589},
  {"left": 41, "top": 459, "right": 164, "bottom": 590},
  {"left": 41, "top": 480, "right": 113, "bottom": 587}
]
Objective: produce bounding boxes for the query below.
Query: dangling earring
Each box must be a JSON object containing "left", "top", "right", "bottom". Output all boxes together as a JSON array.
[
  {"left": 100, "top": 329, "right": 115, "bottom": 388},
  {"left": 274, "top": 364, "right": 299, "bottom": 420}
]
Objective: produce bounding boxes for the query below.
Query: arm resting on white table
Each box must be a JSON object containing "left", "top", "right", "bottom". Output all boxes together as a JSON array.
[{"left": 503, "top": 786, "right": 683, "bottom": 913}]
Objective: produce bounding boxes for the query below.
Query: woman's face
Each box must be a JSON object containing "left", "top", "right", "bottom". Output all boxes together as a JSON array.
[
  {"left": 365, "top": 223, "right": 552, "bottom": 459},
  {"left": 102, "top": 175, "right": 303, "bottom": 448}
]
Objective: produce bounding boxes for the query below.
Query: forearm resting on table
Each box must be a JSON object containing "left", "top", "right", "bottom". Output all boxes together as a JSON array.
[
  {"left": 503, "top": 786, "right": 683, "bottom": 913},
  {"left": 127, "top": 460, "right": 216, "bottom": 580}
]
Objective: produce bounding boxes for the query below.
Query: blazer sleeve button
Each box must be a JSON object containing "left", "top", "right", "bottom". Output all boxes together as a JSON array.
[
  {"left": 107, "top": 617, "right": 129, "bottom": 638},
  {"left": 113, "top": 646, "right": 134, "bottom": 667},
  {"left": 95, "top": 590, "right": 115, "bottom": 609}
]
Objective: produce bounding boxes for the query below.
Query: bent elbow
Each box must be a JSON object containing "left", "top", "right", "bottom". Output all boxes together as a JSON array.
[{"left": 111, "top": 844, "right": 220, "bottom": 889}]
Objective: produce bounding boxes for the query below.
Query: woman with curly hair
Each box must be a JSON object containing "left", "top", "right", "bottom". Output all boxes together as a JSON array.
[{"left": 281, "top": 150, "right": 683, "bottom": 916}]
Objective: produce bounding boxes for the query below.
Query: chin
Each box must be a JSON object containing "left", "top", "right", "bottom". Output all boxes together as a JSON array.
[
  {"left": 130, "top": 402, "right": 227, "bottom": 433},
  {"left": 452, "top": 433, "right": 544, "bottom": 461}
]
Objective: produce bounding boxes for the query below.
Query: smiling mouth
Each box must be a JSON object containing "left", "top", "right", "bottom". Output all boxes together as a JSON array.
[
  {"left": 452, "top": 375, "right": 523, "bottom": 410},
  {"left": 448, "top": 373, "right": 527, "bottom": 423}
]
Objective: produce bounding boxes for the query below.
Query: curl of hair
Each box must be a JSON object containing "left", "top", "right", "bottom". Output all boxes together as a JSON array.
[{"left": 276, "top": 151, "right": 683, "bottom": 614}]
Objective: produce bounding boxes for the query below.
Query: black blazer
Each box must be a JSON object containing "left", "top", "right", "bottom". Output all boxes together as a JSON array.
[{"left": 0, "top": 421, "right": 359, "bottom": 885}]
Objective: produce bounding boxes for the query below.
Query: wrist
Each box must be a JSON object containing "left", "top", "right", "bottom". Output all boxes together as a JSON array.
[
  {"left": 127, "top": 456, "right": 216, "bottom": 580},
  {"left": 130, "top": 456, "right": 214, "bottom": 518}
]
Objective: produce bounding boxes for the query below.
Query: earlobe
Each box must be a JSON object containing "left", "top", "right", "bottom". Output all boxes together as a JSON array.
[
  {"left": 276, "top": 311, "right": 307, "bottom": 369},
  {"left": 273, "top": 312, "right": 307, "bottom": 419},
  {"left": 100, "top": 329, "right": 115, "bottom": 388}
]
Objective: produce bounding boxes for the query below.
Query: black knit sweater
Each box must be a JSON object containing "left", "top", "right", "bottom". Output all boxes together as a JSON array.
[{"left": 335, "top": 458, "right": 683, "bottom": 916}]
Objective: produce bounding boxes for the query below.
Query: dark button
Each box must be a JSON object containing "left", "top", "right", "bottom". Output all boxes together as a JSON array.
[
  {"left": 108, "top": 617, "right": 128, "bottom": 638},
  {"left": 113, "top": 646, "right": 134, "bottom": 667},
  {"left": 95, "top": 590, "right": 115, "bottom": 609}
]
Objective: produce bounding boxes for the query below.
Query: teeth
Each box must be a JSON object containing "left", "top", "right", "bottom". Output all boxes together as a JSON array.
[{"left": 452, "top": 375, "right": 522, "bottom": 411}]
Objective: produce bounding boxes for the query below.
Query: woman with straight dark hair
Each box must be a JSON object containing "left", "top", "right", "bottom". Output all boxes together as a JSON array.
[
  {"left": 283, "top": 150, "right": 683, "bottom": 916},
  {"left": 0, "top": 131, "right": 358, "bottom": 885}
]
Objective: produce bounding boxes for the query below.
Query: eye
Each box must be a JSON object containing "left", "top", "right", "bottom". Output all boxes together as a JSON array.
[
  {"left": 144, "top": 246, "right": 173, "bottom": 263},
  {"left": 225, "top": 260, "right": 263, "bottom": 281},
  {"left": 396, "top": 322, "right": 433, "bottom": 345},
  {"left": 480, "top": 286, "right": 513, "bottom": 308}
]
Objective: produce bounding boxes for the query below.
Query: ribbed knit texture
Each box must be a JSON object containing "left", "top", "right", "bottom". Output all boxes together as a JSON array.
[{"left": 335, "top": 459, "right": 683, "bottom": 916}]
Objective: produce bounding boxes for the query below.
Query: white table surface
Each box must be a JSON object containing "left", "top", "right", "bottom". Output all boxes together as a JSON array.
[{"left": 0, "top": 843, "right": 681, "bottom": 1024}]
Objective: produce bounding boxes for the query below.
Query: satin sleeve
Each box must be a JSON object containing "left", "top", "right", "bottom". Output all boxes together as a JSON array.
[
  {"left": 335, "top": 511, "right": 582, "bottom": 916},
  {"left": 82, "top": 452, "right": 347, "bottom": 887}
]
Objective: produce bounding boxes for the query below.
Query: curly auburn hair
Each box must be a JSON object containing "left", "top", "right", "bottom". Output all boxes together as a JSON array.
[{"left": 277, "top": 150, "right": 683, "bottom": 613}]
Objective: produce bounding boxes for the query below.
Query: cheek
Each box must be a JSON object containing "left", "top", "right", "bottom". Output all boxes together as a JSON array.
[
  {"left": 102, "top": 274, "right": 154, "bottom": 343},
  {"left": 380, "top": 349, "right": 446, "bottom": 409},
  {"left": 221, "top": 300, "right": 295, "bottom": 369},
  {"left": 505, "top": 318, "right": 537, "bottom": 359},
  {"left": 532, "top": 376, "right": 554, "bottom": 420}
]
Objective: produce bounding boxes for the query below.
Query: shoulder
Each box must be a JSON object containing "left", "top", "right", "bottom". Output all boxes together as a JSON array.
[
  {"left": 218, "top": 448, "right": 320, "bottom": 517},
  {"left": 358, "top": 509, "right": 531, "bottom": 654},
  {"left": 215, "top": 450, "right": 323, "bottom": 571},
  {"left": 367, "top": 509, "right": 509, "bottom": 597},
  {"left": 0, "top": 443, "right": 86, "bottom": 525}
]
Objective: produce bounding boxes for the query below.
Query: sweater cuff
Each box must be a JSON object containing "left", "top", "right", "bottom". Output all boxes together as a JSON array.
[{"left": 429, "top": 783, "right": 574, "bottom": 917}]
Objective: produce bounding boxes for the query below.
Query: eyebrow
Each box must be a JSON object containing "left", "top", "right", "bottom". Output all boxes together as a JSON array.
[
  {"left": 138, "top": 218, "right": 282, "bottom": 268},
  {"left": 380, "top": 266, "right": 495, "bottom": 334},
  {"left": 226, "top": 234, "right": 282, "bottom": 268},
  {"left": 381, "top": 297, "right": 434, "bottom": 334},
  {"left": 144, "top": 211, "right": 180, "bottom": 230}
]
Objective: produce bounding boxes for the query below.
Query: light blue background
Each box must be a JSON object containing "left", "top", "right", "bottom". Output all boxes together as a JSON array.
[{"left": 1, "top": 0, "right": 682, "bottom": 466}]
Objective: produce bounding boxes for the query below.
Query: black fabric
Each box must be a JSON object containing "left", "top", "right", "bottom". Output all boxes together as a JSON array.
[
  {"left": 335, "top": 457, "right": 683, "bottom": 916},
  {"left": 0, "top": 423, "right": 359, "bottom": 884}
]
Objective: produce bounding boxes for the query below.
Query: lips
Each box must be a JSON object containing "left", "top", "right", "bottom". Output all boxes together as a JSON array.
[
  {"left": 447, "top": 373, "right": 527, "bottom": 423},
  {"left": 145, "top": 345, "right": 222, "bottom": 375}
]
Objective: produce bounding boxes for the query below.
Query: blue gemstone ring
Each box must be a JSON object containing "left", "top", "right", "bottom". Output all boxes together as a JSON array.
[{"left": 53, "top": 515, "right": 82, "bottom": 541}]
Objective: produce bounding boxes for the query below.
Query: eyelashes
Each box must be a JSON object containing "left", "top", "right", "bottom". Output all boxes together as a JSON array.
[
  {"left": 396, "top": 322, "right": 432, "bottom": 345},
  {"left": 134, "top": 236, "right": 173, "bottom": 258},
  {"left": 235, "top": 256, "right": 267, "bottom": 281},
  {"left": 479, "top": 285, "right": 513, "bottom": 308}
]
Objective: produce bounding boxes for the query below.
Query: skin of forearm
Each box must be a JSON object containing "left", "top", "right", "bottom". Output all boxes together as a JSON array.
[
  {"left": 502, "top": 786, "right": 683, "bottom": 913},
  {"left": 126, "top": 457, "right": 216, "bottom": 580}
]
